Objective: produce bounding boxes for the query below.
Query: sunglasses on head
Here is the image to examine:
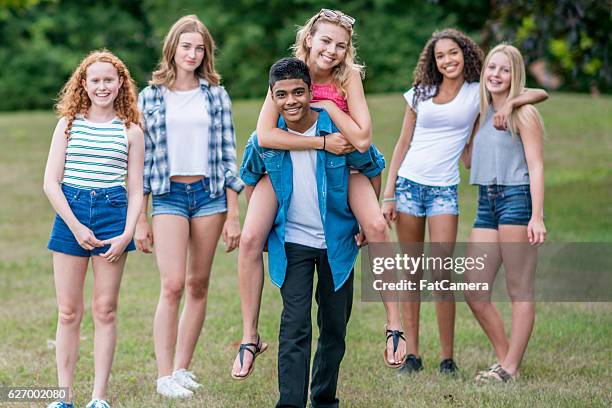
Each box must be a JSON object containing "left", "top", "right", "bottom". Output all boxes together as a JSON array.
[{"left": 318, "top": 9, "right": 355, "bottom": 28}]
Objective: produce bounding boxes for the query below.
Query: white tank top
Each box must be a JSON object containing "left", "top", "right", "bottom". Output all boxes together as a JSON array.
[
  {"left": 398, "top": 81, "right": 480, "bottom": 186},
  {"left": 164, "top": 87, "right": 211, "bottom": 177}
]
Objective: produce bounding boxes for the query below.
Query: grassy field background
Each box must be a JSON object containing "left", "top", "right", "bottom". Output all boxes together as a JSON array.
[{"left": 0, "top": 93, "right": 610, "bottom": 407}]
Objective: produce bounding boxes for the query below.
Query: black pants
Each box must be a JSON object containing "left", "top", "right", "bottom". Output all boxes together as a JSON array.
[{"left": 276, "top": 243, "right": 353, "bottom": 408}]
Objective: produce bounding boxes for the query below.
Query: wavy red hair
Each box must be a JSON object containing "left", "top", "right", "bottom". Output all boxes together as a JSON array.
[{"left": 55, "top": 49, "right": 140, "bottom": 137}]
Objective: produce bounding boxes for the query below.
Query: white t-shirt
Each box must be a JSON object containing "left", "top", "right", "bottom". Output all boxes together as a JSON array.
[
  {"left": 164, "top": 87, "right": 211, "bottom": 177},
  {"left": 398, "top": 81, "right": 480, "bottom": 186},
  {"left": 285, "top": 121, "right": 327, "bottom": 249}
]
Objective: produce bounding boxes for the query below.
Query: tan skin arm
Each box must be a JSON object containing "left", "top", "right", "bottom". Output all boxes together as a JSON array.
[
  {"left": 461, "top": 117, "right": 480, "bottom": 169},
  {"left": 256, "top": 90, "right": 354, "bottom": 155},
  {"left": 494, "top": 88, "right": 548, "bottom": 130},
  {"left": 381, "top": 106, "right": 417, "bottom": 224},
  {"left": 311, "top": 70, "right": 372, "bottom": 153},
  {"left": 517, "top": 106, "right": 546, "bottom": 245}
]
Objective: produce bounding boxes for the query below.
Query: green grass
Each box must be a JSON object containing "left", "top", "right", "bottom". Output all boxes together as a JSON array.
[{"left": 0, "top": 93, "right": 611, "bottom": 407}]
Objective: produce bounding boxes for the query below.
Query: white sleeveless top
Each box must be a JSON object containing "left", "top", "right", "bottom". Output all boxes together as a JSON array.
[
  {"left": 164, "top": 87, "right": 211, "bottom": 177},
  {"left": 398, "top": 81, "right": 480, "bottom": 186}
]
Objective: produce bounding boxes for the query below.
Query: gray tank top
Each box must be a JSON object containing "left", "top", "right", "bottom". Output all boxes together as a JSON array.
[{"left": 469, "top": 108, "right": 530, "bottom": 186}]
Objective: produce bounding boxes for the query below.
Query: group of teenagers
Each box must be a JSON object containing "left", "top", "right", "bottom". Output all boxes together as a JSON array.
[{"left": 43, "top": 9, "right": 548, "bottom": 408}]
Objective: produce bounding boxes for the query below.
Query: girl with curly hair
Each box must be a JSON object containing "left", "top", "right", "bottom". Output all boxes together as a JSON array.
[
  {"left": 381, "top": 29, "right": 547, "bottom": 375},
  {"left": 43, "top": 50, "right": 144, "bottom": 408},
  {"left": 134, "top": 15, "right": 244, "bottom": 398},
  {"left": 231, "top": 9, "right": 406, "bottom": 381}
]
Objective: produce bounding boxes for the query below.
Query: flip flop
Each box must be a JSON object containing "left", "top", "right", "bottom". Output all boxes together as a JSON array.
[
  {"left": 231, "top": 335, "right": 268, "bottom": 381},
  {"left": 476, "top": 364, "right": 514, "bottom": 384},
  {"left": 383, "top": 325, "right": 406, "bottom": 369}
]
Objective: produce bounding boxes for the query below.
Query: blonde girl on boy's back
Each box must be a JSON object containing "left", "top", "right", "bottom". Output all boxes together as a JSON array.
[
  {"left": 231, "top": 9, "right": 406, "bottom": 380},
  {"left": 43, "top": 50, "right": 144, "bottom": 408}
]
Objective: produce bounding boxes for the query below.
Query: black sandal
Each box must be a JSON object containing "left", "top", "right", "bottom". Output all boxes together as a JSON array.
[
  {"left": 383, "top": 326, "right": 406, "bottom": 369},
  {"left": 231, "top": 335, "right": 268, "bottom": 381}
]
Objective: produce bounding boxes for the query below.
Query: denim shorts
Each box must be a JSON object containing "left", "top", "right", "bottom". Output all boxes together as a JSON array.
[
  {"left": 48, "top": 184, "right": 136, "bottom": 257},
  {"left": 395, "top": 176, "right": 459, "bottom": 217},
  {"left": 474, "top": 185, "right": 532, "bottom": 229},
  {"left": 151, "top": 179, "right": 227, "bottom": 219}
]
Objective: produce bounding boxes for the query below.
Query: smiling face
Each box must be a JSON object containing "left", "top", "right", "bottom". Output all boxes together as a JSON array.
[
  {"left": 306, "top": 22, "right": 349, "bottom": 72},
  {"left": 82, "top": 61, "right": 123, "bottom": 109},
  {"left": 174, "top": 32, "right": 205, "bottom": 74},
  {"left": 271, "top": 78, "right": 312, "bottom": 127},
  {"left": 434, "top": 38, "right": 465, "bottom": 81},
  {"left": 484, "top": 51, "right": 512, "bottom": 95}
]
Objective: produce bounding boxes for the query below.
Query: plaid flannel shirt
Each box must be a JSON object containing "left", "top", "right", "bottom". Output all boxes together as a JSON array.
[{"left": 138, "top": 78, "right": 244, "bottom": 197}]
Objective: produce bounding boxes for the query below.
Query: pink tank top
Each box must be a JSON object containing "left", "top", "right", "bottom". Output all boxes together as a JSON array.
[{"left": 311, "top": 83, "right": 349, "bottom": 113}]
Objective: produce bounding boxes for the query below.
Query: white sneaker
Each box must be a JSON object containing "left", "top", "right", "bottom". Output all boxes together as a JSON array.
[
  {"left": 86, "top": 400, "right": 110, "bottom": 408},
  {"left": 156, "top": 375, "right": 193, "bottom": 398},
  {"left": 173, "top": 368, "right": 203, "bottom": 390}
]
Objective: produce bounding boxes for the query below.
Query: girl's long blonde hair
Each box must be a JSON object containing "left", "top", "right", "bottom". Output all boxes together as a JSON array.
[
  {"left": 151, "top": 15, "right": 220, "bottom": 87},
  {"left": 292, "top": 9, "right": 364, "bottom": 95},
  {"left": 55, "top": 49, "right": 139, "bottom": 137},
  {"left": 480, "top": 44, "right": 545, "bottom": 136}
]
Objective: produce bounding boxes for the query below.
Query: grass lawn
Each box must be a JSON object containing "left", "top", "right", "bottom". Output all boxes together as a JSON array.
[{"left": 0, "top": 92, "right": 610, "bottom": 407}]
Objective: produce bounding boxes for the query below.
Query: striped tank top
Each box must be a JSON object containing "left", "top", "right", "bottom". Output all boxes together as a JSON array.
[
  {"left": 62, "top": 115, "right": 129, "bottom": 189},
  {"left": 311, "top": 83, "right": 349, "bottom": 113}
]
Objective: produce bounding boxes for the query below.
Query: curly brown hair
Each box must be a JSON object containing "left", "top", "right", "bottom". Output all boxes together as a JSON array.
[
  {"left": 55, "top": 49, "right": 140, "bottom": 137},
  {"left": 411, "top": 28, "right": 484, "bottom": 109}
]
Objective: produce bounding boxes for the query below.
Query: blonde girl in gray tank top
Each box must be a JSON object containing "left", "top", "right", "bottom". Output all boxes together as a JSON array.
[{"left": 463, "top": 44, "right": 546, "bottom": 384}]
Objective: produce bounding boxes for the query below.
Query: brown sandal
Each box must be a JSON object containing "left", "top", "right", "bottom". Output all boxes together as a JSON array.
[{"left": 476, "top": 364, "right": 514, "bottom": 383}]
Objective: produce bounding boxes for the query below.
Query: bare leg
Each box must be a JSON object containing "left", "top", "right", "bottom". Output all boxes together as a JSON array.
[
  {"left": 396, "top": 213, "right": 425, "bottom": 357},
  {"left": 464, "top": 228, "right": 508, "bottom": 363},
  {"left": 174, "top": 212, "right": 226, "bottom": 370},
  {"left": 499, "top": 225, "right": 536, "bottom": 376},
  {"left": 348, "top": 173, "right": 405, "bottom": 365},
  {"left": 152, "top": 215, "right": 189, "bottom": 378},
  {"left": 427, "top": 214, "right": 458, "bottom": 360},
  {"left": 91, "top": 254, "right": 126, "bottom": 400},
  {"left": 53, "top": 253, "right": 88, "bottom": 403},
  {"left": 232, "top": 176, "right": 277, "bottom": 377}
]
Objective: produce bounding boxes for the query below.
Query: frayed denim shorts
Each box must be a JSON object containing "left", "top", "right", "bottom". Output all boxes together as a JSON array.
[
  {"left": 151, "top": 179, "right": 227, "bottom": 219},
  {"left": 474, "top": 185, "right": 532, "bottom": 229},
  {"left": 48, "top": 184, "right": 136, "bottom": 257},
  {"left": 395, "top": 176, "right": 459, "bottom": 217}
]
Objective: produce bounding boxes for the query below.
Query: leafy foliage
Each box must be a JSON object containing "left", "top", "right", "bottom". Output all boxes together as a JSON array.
[
  {"left": 485, "top": 0, "right": 610, "bottom": 91},
  {"left": 0, "top": 0, "right": 607, "bottom": 110}
]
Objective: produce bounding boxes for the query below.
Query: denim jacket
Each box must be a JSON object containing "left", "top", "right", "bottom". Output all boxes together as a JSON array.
[
  {"left": 138, "top": 79, "right": 244, "bottom": 197},
  {"left": 240, "top": 108, "right": 385, "bottom": 291}
]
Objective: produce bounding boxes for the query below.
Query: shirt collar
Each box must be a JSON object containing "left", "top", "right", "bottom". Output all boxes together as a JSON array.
[
  {"left": 276, "top": 107, "right": 334, "bottom": 135},
  {"left": 198, "top": 78, "right": 210, "bottom": 89}
]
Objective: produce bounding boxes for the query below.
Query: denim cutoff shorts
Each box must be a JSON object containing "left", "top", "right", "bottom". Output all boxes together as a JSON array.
[
  {"left": 48, "top": 184, "right": 136, "bottom": 257},
  {"left": 395, "top": 176, "right": 459, "bottom": 217},
  {"left": 474, "top": 185, "right": 532, "bottom": 229},
  {"left": 151, "top": 179, "right": 227, "bottom": 219}
]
